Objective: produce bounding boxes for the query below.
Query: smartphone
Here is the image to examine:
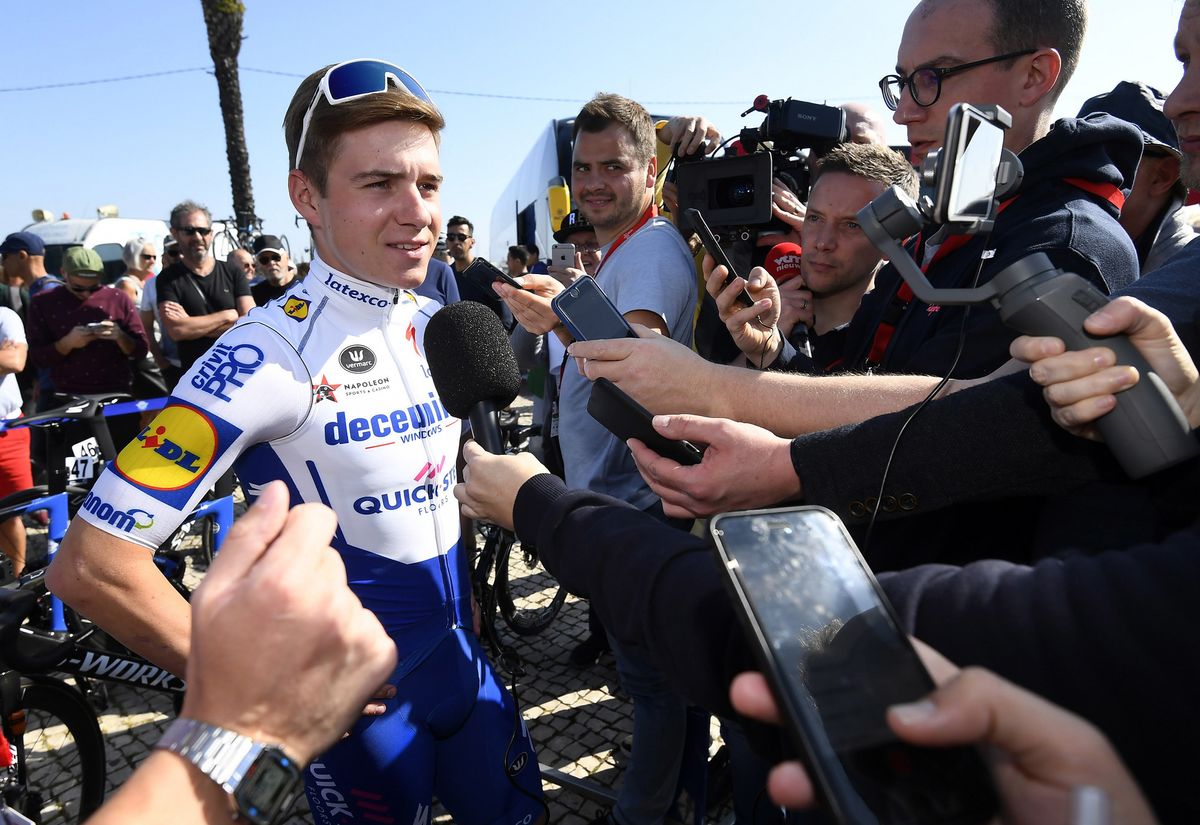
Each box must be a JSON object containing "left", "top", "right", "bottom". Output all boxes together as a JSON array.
[
  {"left": 685, "top": 208, "right": 755, "bottom": 309},
  {"left": 85, "top": 322, "right": 109, "bottom": 332},
  {"left": 710, "top": 506, "right": 998, "bottom": 824},
  {"left": 462, "top": 257, "right": 524, "bottom": 291},
  {"left": 587, "top": 378, "right": 704, "bottom": 465},
  {"left": 928, "top": 103, "right": 1006, "bottom": 225},
  {"left": 550, "top": 276, "right": 636, "bottom": 341},
  {"left": 551, "top": 243, "right": 576, "bottom": 269}
]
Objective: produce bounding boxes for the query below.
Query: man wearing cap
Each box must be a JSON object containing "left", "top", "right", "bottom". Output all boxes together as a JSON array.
[
  {"left": 552, "top": 208, "right": 602, "bottom": 279},
  {"left": 0, "top": 232, "right": 62, "bottom": 298},
  {"left": 1079, "top": 80, "right": 1197, "bottom": 274},
  {"left": 26, "top": 247, "right": 149, "bottom": 444},
  {"left": 249, "top": 235, "right": 296, "bottom": 306}
]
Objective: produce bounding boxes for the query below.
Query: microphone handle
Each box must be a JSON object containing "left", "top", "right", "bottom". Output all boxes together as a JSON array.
[{"left": 469, "top": 400, "right": 505, "bottom": 455}]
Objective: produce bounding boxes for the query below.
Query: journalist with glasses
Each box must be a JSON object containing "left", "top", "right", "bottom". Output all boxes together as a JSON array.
[{"left": 51, "top": 59, "right": 545, "bottom": 825}]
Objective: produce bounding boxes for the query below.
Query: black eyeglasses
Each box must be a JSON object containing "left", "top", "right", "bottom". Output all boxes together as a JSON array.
[
  {"left": 140, "top": 253, "right": 158, "bottom": 261},
  {"left": 67, "top": 280, "right": 102, "bottom": 293},
  {"left": 445, "top": 232, "right": 471, "bottom": 242},
  {"left": 878, "top": 49, "right": 1037, "bottom": 111},
  {"left": 258, "top": 253, "right": 282, "bottom": 264},
  {"left": 175, "top": 226, "right": 213, "bottom": 237},
  {"left": 166, "top": 249, "right": 183, "bottom": 258}
]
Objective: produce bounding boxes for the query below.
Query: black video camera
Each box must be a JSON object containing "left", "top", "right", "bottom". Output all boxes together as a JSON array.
[{"left": 674, "top": 97, "right": 847, "bottom": 250}]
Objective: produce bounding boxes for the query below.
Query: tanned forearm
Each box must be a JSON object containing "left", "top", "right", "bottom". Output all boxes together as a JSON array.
[{"left": 162, "top": 310, "right": 237, "bottom": 342}]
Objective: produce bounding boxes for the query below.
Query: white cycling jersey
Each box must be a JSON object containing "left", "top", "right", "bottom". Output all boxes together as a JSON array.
[{"left": 79, "top": 256, "right": 469, "bottom": 654}]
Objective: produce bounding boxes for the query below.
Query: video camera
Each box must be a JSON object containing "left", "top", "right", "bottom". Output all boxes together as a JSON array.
[{"left": 673, "top": 96, "right": 847, "bottom": 261}]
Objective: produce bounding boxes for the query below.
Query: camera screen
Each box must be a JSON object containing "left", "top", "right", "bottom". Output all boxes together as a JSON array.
[{"left": 947, "top": 113, "right": 1005, "bottom": 221}]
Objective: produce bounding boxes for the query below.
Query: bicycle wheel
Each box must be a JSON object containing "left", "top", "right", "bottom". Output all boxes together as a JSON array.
[
  {"left": 5, "top": 677, "right": 106, "bottom": 824},
  {"left": 495, "top": 536, "right": 566, "bottom": 636}
]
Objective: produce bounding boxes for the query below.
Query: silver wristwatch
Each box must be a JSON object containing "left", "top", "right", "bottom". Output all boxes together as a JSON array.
[{"left": 156, "top": 718, "right": 302, "bottom": 825}]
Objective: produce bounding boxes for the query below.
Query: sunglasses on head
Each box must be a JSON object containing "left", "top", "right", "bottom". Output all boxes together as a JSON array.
[
  {"left": 294, "top": 59, "right": 433, "bottom": 170},
  {"left": 176, "top": 226, "right": 212, "bottom": 237},
  {"left": 258, "top": 253, "right": 282, "bottom": 264}
]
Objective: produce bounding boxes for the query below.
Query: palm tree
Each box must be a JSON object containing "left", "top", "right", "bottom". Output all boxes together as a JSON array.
[{"left": 200, "top": 0, "right": 256, "bottom": 244}]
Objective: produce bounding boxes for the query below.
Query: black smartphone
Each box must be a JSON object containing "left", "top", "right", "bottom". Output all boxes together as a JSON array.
[
  {"left": 685, "top": 208, "right": 756, "bottom": 309},
  {"left": 587, "top": 378, "right": 704, "bottom": 465},
  {"left": 462, "top": 257, "right": 525, "bottom": 291},
  {"left": 710, "top": 506, "right": 998, "bottom": 825},
  {"left": 550, "top": 276, "right": 636, "bottom": 341}
]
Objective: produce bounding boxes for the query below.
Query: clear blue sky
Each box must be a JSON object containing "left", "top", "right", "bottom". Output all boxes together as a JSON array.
[{"left": 0, "top": 0, "right": 1186, "bottom": 263}]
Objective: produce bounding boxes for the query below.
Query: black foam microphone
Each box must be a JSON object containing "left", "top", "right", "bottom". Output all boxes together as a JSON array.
[{"left": 424, "top": 301, "right": 521, "bottom": 454}]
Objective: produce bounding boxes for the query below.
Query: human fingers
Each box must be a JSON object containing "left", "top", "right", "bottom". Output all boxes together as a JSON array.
[
  {"left": 628, "top": 439, "right": 708, "bottom": 518},
  {"left": 766, "top": 762, "right": 817, "bottom": 809},
  {"left": 729, "top": 671, "right": 782, "bottom": 724},
  {"left": 1010, "top": 334, "right": 1069, "bottom": 365}
]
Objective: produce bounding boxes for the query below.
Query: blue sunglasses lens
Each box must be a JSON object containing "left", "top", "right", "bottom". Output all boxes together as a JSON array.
[{"left": 326, "top": 60, "right": 431, "bottom": 104}]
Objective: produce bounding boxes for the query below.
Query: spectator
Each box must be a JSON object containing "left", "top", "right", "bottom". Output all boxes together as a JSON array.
[
  {"left": 249, "top": 235, "right": 296, "bottom": 306},
  {"left": 495, "top": 92, "right": 698, "bottom": 825},
  {"left": 445, "top": 215, "right": 511, "bottom": 323},
  {"left": 525, "top": 242, "right": 549, "bottom": 274},
  {"left": 115, "top": 239, "right": 157, "bottom": 305},
  {"left": 552, "top": 208, "right": 602, "bottom": 279},
  {"left": 506, "top": 244, "right": 530, "bottom": 278},
  {"left": 840, "top": 102, "right": 890, "bottom": 145},
  {"left": 26, "top": 247, "right": 149, "bottom": 445},
  {"left": 0, "top": 306, "right": 29, "bottom": 575},
  {"left": 0, "top": 231, "right": 61, "bottom": 297},
  {"left": 1078, "top": 80, "right": 1196, "bottom": 274},
  {"left": 228, "top": 247, "right": 256, "bottom": 283},
  {"left": 155, "top": 201, "right": 253, "bottom": 374}
]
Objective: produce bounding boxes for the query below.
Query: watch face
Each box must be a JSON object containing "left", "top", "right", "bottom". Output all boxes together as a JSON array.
[{"left": 234, "top": 748, "right": 302, "bottom": 825}]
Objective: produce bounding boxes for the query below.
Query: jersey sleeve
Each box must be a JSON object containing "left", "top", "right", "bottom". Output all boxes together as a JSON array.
[{"left": 77, "top": 321, "right": 312, "bottom": 549}]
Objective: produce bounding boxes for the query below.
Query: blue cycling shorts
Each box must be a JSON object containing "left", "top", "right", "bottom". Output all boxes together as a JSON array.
[{"left": 304, "top": 627, "right": 543, "bottom": 825}]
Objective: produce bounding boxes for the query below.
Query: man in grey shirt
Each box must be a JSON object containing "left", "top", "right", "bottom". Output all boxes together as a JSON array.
[{"left": 496, "top": 92, "right": 696, "bottom": 825}]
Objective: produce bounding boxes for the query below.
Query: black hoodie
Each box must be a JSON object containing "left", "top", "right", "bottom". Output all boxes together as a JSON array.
[{"left": 834, "top": 113, "right": 1144, "bottom": 377}]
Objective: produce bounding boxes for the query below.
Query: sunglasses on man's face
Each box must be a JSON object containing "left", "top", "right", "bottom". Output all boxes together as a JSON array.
[
  {"left": 258, "top": 253, "right": 282, "bottom": 264},
  {"left": 445, "top": 232, "right": 471, "bottom": 242},
  {"left": 176, "top": 226, "right": 212, "bottom": 237},
  {"left": 141, "top": 253, "right": 158, "bottom": 261},
  {"left": 68, "top": 279, "right": 102, "bottom": 294}
]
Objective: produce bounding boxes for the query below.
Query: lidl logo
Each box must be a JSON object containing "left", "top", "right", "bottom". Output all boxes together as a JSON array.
[
  {"left": 284, "top": 298, "right": 310, "bottom": 320},
  {"left": 112, "top": 401, "right": 242, "bottom": 507}
]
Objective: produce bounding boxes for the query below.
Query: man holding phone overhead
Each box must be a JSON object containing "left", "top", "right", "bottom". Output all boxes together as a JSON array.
[{"left": 494, "top": 92, "right": 697, "bottom": 825}]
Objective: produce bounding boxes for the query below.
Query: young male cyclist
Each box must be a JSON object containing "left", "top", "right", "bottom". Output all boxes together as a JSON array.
[{"left": 48, "top": 60, "right": 544, "bottom": 825}]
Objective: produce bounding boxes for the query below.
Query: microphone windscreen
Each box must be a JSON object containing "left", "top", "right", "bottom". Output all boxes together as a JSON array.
[
  {"left": 425, "top": 301, "right": 521, "bottom": 420},
  {"left": 764, "top": 242, "right": 804, "bottom": 285}
]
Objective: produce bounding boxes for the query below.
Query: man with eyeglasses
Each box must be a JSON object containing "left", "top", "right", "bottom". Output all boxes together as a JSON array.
[
  {"left": 249, "top": 234, "right": 296, "bottom": 306},
  {"left": 155, "top": 200, "right": 253, "bottom": 374},
  {"left": 52, "top": 60, "right": 545, "bottom": 825}
]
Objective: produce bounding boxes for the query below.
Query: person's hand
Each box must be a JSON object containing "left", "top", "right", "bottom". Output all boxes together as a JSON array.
[
  {"left": 1010, "top": 296, "right": 1200, "bottom": 439},
  {"left": 61, "top": 325, "right": 97, "bottom": 351},
  {"left": 704, "top": 256, "right": 780, "bottom": 365},
  {"left": 547, "top": 254, "right": 586, "bottom": 288},
  {"left": 453, "top": 440, "right": 551, "bottom": 532},
  {"left": 181, "top": 481, "right": 397, "bottom": 766},
  {"left": 662, "top": 180, "right": 681, "bottom": 216},
  {"left": 89, "top": 321, "right": 118, "bottom": 340},
  {"left": 494, "top": 274, "right": 565, "bottom": 335},
  {"left": 776, "top": 276, "right": 814, "bottom": 338},
  {"left": 770, "top": 180, "right": 806, "bottom": 236},
  {"left": 729, "top": 658, "right": 1158, "bottom": 825},
  {"left": 660, "top": 116, "right": 721, "bottom": 158},
  {"left": 628, "top": 414, "right": 800, "bottom": 517},
  {"left": 570, "top": 326, "right": 719, "bottom": 416},
  {"left": 159, "top": 301, "right": 188, "bottom": 322}
]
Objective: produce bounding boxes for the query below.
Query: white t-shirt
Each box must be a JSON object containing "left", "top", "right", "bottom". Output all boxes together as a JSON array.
[{"left": 0, "top": 307, "right": 27, "bottom": 419}]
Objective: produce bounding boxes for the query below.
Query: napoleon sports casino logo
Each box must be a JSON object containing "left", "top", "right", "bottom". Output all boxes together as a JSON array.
[{"left": 114, "top": 402, "right": 243, "bottom": 508}]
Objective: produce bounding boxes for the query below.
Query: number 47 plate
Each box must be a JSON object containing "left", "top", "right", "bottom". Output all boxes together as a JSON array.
[{"left": 66, "top": 437, "right": 102, "bottom": 483}]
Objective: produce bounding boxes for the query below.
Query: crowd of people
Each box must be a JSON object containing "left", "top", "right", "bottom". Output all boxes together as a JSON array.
[{"left": 0, "top": 0, "right": 1190, "bottom": 822}]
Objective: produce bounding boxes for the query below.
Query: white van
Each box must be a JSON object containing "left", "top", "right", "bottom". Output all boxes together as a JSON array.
[{"left": 22, "top": 215, "right": 237, "bottom": 282}]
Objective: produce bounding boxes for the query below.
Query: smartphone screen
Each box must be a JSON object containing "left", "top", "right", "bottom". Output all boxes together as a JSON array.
[
  {"left": 711, "top": 507, "right": 997, "bottom": 824},
  {"left": 934, "top": 104, "right": 1004, "bottom": 224},
  {"left": 551, "top": 277, "right": 636, "bottom": 341}
]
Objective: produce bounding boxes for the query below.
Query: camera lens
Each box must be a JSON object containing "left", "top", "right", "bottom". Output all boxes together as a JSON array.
[{"left": 712, "top": 175, "right": 756, "bottom": 210}]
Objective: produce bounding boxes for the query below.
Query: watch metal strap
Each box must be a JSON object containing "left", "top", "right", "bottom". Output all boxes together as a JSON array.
[{"left": 156, "top": 718, "right": 263, "bottom": 794}]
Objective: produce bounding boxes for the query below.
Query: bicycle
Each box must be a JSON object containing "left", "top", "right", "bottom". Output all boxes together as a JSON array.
[{"left": 469, "top": 413, "right": 566, "bottom": 671}]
